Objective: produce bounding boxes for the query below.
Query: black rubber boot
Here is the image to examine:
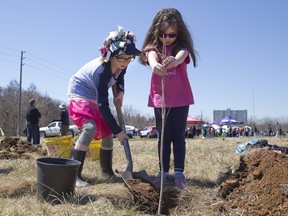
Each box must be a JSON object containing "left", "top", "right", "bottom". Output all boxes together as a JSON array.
[
  {"left": 70, "top": 148, "right": 90, "bottom": 187},
  {"left": 100, "top": 149, "right": 115, "bottom": 179}
]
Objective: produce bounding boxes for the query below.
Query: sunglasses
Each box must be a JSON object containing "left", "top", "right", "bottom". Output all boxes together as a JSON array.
[
  {"left": 116, "top": 56, "right": 135, "bottom": 63},
  {"left": 159, "top": 33, "right": 177, "bottom": 38}
]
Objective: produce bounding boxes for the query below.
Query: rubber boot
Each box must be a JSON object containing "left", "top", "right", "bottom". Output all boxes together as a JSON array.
[
  {"left": 70, "top": 148, "right": 90, "bottom": 187},
  {"left": 100, "top": 149, "right": 115, "bottom": 179}
]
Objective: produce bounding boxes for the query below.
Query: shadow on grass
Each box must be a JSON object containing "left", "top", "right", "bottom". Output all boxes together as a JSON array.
[
  {"left": 186, "top": 168, "right": 233, "bottom": 189},
  {"left": 0, "top": 167, "right": 13, "bottom": 175},
  {"left": 0, "top": 181, "right": 35, "bottom": 198},
  {"left": 87, "top": 175, "right": 124, "bottom": 185},
  {"left": 187, "top": 178, "right": 217, "bottom": 188}
]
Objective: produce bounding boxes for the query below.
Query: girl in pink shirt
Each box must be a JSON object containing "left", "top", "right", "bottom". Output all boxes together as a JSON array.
[{"left": 141, "top": 8, "right": 198, "bottom": 189}]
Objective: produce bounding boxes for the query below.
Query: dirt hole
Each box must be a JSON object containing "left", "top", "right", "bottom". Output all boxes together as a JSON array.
[{"left": 126, "top": 179, "right": 179, "bottom": 215}]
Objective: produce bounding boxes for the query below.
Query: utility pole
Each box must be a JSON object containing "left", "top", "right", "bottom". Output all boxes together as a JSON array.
[
  {"left": 17, "top": 51, "right": 25, "bottom": 137},
  {"left": 253, "top": 88, "right": 255, "bottom": 121}
]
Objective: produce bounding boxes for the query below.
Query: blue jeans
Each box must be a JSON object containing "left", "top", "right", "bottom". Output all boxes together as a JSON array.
[
  {"left": 27, "top": 123, "right": 40, "bottom": 144},
  {"left": 154, "top": 106, "right": 189, "bottom": 173}
]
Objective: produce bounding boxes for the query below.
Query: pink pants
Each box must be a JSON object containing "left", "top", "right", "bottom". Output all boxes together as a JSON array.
[{"left": 68, "top": 98, "right": 112, "bottom": 140}]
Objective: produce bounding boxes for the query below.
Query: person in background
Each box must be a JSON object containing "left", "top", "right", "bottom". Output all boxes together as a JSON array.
[
  {"left": 59, "top": 103, "right": 70, "bottom": 136},
  {"left": 26, "top": 99, "right": 41, "bottom": 144},
  {"left": 140, "top": 8, "right": 198, "bottom": 189},
  {"left": 253, "top": 125, "right": 258, "bottom": 136},
  {"left": 219, "top": 127, "right": 223, "bottom": 137},
  {"left": 187, "top": 127, "right": 193, "bottom": 138},
  {"left": 276, "top": 122, "right": 282, "bottom": 137},
  {"left": 268, "top": 124, "right": 272, "bottom": 136},
  {"left": 68, "top": 26, "right": 141, "bottom": 187},
  {"left": 192, "top": 125, "right": 196, "bottom": 138}
]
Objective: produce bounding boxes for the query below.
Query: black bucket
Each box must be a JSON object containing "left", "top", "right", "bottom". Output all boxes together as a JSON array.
[{"left": 36, "top": 157, "right": 81, "bottom": 204}]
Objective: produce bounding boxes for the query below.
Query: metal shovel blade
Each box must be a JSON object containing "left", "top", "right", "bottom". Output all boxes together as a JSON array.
[
  {"left": 132, "top": 170, "right": 153, "bottom": 185},
  {"left": 116, "top": 168, "right": 153, "bottom": 184},
  {"left": 121, "top": 139, "right": 134, "bottom": 180}
]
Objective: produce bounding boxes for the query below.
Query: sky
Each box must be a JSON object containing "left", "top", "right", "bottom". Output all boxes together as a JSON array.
[{"left": 1, "top": 0, "right": 288, "bottom": 122}]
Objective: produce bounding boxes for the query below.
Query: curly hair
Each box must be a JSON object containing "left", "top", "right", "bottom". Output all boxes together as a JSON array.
[{"left": 141, "top": 8, "right": 198, "bottom": 67}]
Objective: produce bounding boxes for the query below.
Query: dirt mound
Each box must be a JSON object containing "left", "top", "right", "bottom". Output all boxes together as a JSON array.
[
  {"left": 217, "top": 149, "right": 288, "bottom": 215},
  {"left": 0, "top": 137, "right": 47, "bottom": 159},
  {"left": 108, "top": 147, "right": 288, "bottom": 215},
  {"left": 125, "top": 179, "right": 178, "bottom": 215},
  {"left": 126, "top": 179, "right": 159, "bottom": 213}
]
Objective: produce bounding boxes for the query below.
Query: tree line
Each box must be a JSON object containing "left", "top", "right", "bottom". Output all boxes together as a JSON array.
[
  {"left": 1, "top": 80, "right": 287, "bottom": 137},
  {"left": 0, "top": 80, "right": 155, "bottom": 136}
]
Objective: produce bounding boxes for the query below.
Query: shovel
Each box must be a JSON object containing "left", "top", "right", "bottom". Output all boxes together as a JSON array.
[{"left": 112, "top": 85, "right": 152, "bottom": 184}]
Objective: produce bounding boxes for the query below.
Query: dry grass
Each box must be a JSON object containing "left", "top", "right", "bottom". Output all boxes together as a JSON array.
[{"left": 0, "top": 136, "right": 287, "bottom": 215}]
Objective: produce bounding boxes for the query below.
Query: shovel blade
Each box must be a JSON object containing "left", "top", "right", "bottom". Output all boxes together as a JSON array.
[
  {"left": 132, "top": 170, "right": 153, "bottom": 185},
  {"left": 116, "top": 169, "right": 152, "bottom": 184},
  {"left": 119, "top": 169, "right": 134, "bottom": 181}
]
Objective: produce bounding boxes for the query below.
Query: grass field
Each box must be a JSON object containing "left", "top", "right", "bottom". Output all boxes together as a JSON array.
[{"left": 0, "top": 135, "right": 287, "bottom": 215}]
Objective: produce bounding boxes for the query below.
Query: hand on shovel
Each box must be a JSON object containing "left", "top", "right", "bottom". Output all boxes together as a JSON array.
[{"left": 116, "top": 131, "right": 129, "bottom": 145}]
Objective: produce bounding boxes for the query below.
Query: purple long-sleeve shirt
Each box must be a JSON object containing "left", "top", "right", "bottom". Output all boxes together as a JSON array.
[{"left": 68, "top": 57, "right": 125, "bottom": 134}]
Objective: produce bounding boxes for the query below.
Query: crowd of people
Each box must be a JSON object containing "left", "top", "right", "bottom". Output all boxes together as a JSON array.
[
  {"left": 185, "top": 122, "right": 285, "bottom": 139},
  {"left": 202, "top": 126, "right": 255, "bottom": 138}
]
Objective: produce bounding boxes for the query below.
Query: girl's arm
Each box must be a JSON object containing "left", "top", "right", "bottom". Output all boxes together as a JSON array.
[
  {"left": 95, "top": 70, "right": 122, "bottom": 135},
  {"left": 114, "top": 90, "right": 124, "bottom": 107},
  {"left": 163, "top": 49, "right": 189, "bottom": 69},
  {"left": 147, "top": 50, "right": 166, "bottom": 76},
  {"left": 114, "top": 70, "right": 125, "bottom": 107}
]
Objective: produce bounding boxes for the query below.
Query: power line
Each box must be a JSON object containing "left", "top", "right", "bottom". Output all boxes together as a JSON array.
[
  {"left": 0, "top": 59, "right": 19, "bottom": 64},
  {"left": 0, "top": 52, "right": 19, "bottom": 58},
  {"left": 0, "top": 47, "right": 72, "bottom": 77},
  {"left": 0, "top": 46, "right": 21, "bottom": 52},
  {"left": 26, "top": 51, "right": 71, "bottom": 74},
  {"left": 0, "top": 47, "right": 21, "bottom": 67}
]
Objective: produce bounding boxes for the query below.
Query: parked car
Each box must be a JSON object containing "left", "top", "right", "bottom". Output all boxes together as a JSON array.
[
  {"left": 39, "top": 121, "right": 81, "bottom": 138},
  {"left": 113, "top": 125, "right": 134, "bottom": 138},
  {"left": 140, "top": 126, "right": 158, "bottom": 138},
  {"left": 125, "top": 125, "right": 134, "bottom": 138}
]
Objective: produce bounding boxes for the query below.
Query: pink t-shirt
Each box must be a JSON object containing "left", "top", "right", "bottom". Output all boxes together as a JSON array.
[{"left": 147, "top": 46, "right": 194, "bottom": 108}]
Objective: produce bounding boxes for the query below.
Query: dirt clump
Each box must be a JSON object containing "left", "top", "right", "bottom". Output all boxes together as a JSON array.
[
  {"left": 217, "top": 149, "right": 288, "bottom": 215},
  {"left": 0, "top": 137, "right": 47, "bottom": 159},
  {"left": 127, "top": 179, "right": 159, "bottom": 213},
  {"left": 125, "top": 179, "right": 178, "bottom": 215}
]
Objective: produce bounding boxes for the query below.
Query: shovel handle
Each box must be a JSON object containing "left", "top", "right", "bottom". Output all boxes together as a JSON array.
[{"left": 112, "top": 85, "right": 133, "bottom": 171}]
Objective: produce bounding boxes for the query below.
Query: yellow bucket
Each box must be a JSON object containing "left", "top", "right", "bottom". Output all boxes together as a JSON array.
[
  {"left": 44, "top": 135, "right": 73, "bottom": 158},
  {"left": 86, "top": 139, "right": 101, "bottom": 160}
]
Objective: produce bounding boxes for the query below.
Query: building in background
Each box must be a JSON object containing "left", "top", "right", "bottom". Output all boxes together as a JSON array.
[{"left": 213, "top": 108, "right": 248, "bottom": 125}]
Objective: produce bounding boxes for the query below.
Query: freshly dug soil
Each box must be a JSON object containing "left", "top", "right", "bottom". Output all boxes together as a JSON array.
[
  {"left": 125, "top": 179, "right": 178, "bottom": 215},
  {"left": 0, "top": 137, "right": 47, "bottom": 159},
  {"left": 126, "top": 148, "right": 288, "bottom": 215},
  {"left": 216, "top": 149, "right": 288, "bottom": 215},
  {"left": 126, "top": 179, "right": 159, "bottom": 213}
]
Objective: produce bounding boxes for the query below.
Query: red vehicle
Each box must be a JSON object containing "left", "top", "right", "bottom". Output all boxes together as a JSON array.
[{"left": 139, "top": 126, "right": 158, "bottom": 138}]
